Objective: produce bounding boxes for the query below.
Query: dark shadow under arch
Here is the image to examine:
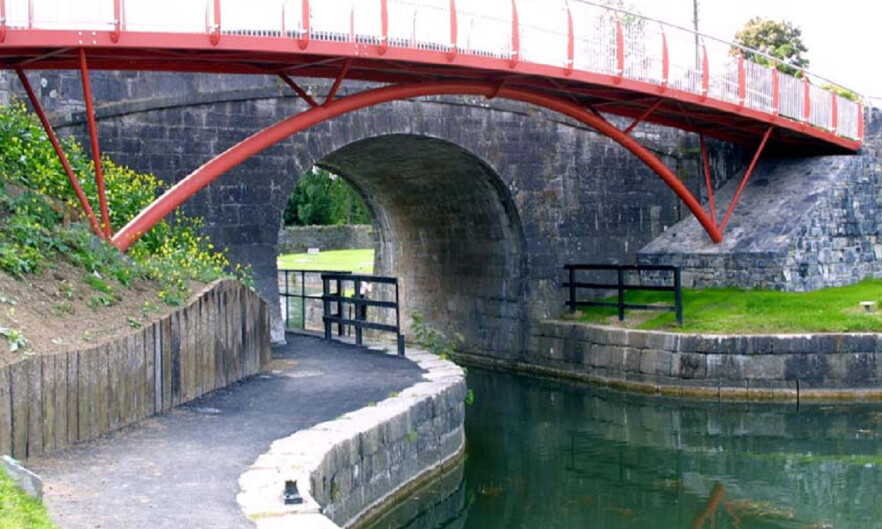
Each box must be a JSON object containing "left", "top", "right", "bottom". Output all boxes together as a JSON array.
[{"left": 317, "top": 134, "right": 528, "bottom": 356}]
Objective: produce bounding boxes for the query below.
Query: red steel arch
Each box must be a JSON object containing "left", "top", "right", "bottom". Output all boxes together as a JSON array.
[{"left": 112, "top": 80, "right": 727, "bottom": 251}]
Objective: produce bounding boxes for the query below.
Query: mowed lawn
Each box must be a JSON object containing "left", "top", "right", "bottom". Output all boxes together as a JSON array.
[
  {"left": 277, "top": 249, "right": 374, "bottom": 274},
  {"left": 574, "top": 279, "right": 882, "bottom": 334}
]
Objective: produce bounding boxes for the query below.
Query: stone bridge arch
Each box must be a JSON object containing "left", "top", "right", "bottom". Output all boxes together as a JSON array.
[{"left": 12, "top": 72, "right": 745, "bottom": 359}]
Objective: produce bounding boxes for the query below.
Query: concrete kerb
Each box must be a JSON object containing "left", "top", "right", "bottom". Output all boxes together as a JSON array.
[{"left": 236, "top": 345, "right": 466, "bottom": 529}]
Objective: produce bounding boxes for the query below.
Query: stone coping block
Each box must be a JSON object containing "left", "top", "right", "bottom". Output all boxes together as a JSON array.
[{"left": 237, "top": 346, "right": 466, "bottom": 529}]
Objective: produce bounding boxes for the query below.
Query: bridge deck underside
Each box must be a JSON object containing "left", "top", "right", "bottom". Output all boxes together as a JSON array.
[{"left": 0, "top": 33, "right": 861, "bottom": 156}]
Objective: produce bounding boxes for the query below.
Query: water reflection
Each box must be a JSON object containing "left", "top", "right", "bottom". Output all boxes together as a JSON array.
[{"left": 364, "top": 368, "right": 882, "bottom": 529}]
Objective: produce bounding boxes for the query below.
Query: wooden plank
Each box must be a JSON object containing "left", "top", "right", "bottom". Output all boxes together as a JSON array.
[
  {"left": 108, "top": 338, "right": 121, "bottom": 430},
  {"left": 153, "top": 323, "right": 162, "bottom": 414},
  {"left": 127, "top": 335, "right": 138, "bottom": 424},
  {"left": 54, "top": 354, "right": 67, "bottom": 452},
  {"left": 144, "top": 326, "right": 156, "bottom": 417},
  {"left": 215, "top": 288, "right": 226, "bottom": 389},
  {"left": 88, "top": 347, "right": 100, "bottom": 441},
  {"left": 97, "top": 344, "right": 109, "bottom": 437},
  {"left": 135, "top": 331, "right": 146, "bottom": 421},
  {"left": 66, "top": 351, "right": 78, "bottom": 445},
  {"left": 41, "top": 356, "right": 56, "bottom": 454},
  {"left": 196, "top": 297, "right": 206, "bottom": 398},
  {"left": 0, "top": 365, "right": 11, "bottom": 456},
  {"left": 206, "top": 290, "right": 217, "bottom": 393},
  {"left": 161, "top": 316, "right": 173, "bottom": 411},
  {"left": 77, "top": 349, "right": 89, "bottom": 442},
  {"left": 184, "top": 303, "right": 196, "bottom": 402},
  {"left": 10, "top": 360, "right": 28, "bottom": 459},
  {"left": 171, "top": 312, "right": 181, "bottom": 407},
  {"left": 27, "top": 356, "right": 43, "bottom": 457}
]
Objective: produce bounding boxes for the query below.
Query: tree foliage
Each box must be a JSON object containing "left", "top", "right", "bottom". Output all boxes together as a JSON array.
[
  {"left": 733, "top": 17, "right": 809, "bottom": 75},
  {"left": 284, "top": 167, "right": 371, "bottom": 226}
]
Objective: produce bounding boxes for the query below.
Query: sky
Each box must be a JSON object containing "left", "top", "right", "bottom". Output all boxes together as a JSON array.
[{"left": 625, "top": 0, "right": 882, "bottom": 104}]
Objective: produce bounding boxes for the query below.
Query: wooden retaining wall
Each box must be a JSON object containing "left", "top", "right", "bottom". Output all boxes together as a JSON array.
[{"left": 0, "top": 280, "right": 270, "bottom": 460}]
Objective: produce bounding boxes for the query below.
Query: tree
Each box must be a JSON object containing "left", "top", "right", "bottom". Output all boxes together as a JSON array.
[
  {"left": 283, "top": 167, "right": 371, "bottom": 226},
  {"left": 733, "top": 18, "right": 809, "bottom": 76}
]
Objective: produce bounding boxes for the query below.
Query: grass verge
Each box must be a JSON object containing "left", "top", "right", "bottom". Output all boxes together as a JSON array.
[
  {"left": 0, "top": 467, "right": 56, "bottom": 529},
  {"left": 573, "top": 279, "right": 882, "bottom": 334},
  {"left": 278, "top": 249, "right": 374, "bottom": 274}
]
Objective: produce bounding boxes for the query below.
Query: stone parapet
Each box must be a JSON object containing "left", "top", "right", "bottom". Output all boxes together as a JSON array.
[{"left": 237, "top": 346, "right": 466, "bottom": 529}]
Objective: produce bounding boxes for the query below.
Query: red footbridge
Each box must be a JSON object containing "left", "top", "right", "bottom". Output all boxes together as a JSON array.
[{"left": 0, "top": 0, "right": 866, "bottom": 247}]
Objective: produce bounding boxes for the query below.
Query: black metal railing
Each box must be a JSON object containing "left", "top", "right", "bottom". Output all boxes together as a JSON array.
[
  {"left": 278, "top": 269, "right": 352, "bottom": 332},
  {"left": 563, "top": 264, "right": 683, "bottom": 325},
  {"left": 321, "top": 273, "right": 405, "bottom": 356}
]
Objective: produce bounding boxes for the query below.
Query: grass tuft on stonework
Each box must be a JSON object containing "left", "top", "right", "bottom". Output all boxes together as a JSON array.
[
  {"left": 0, "top": 467, "right": 56, "bottom": 529},
  {"left": 573, "top": 279, "right": 882, "bottom": 334}
]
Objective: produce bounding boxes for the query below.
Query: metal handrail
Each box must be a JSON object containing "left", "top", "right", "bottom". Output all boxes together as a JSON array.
[
  {"left": 321, "top": 272, "right": 405, "bottom": 356},
  {"left": 563, "top": 264, "right": 683, "bottom": 325},
  {"left": 572, "top": 0, "right": 861, "bottom": 98},
  {"left": 0, "top": 0, "right": 864, "bottom": 141},
  {"left": 278, "top": 268, "right": 352, "bottom": 331}
]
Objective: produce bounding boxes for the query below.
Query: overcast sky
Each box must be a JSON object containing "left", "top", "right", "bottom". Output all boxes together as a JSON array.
[{"left": 626, "top": 0, "right": 881, "bottom": 103}]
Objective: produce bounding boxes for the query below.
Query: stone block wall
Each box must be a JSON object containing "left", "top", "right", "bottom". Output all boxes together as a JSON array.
[
  {"left": 278, "top": 225, "right": 373, "bottom": 254},
  {"left": 2, "top": 70, "right": 745, "bottom": 361},
  {"left": 237, "top": 347, "right": 466, "bottom": 529},
  {"left": 0, "top": 280, "right": 270, "bottom": 460},
  {"left": 640, "top": 108, "right": 882, "bottom": 291},
  {"left": 504, "top": 321, "right": 882, "bottom": 400}
]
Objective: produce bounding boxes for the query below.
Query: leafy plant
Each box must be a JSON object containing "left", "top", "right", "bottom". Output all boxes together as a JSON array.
[
  {"left": 283, "top": 166, "right": 371, "bottom": 226},
  {"left": 410, "top": 311, "right": 464, "bottom": 360},
  {"left": 733, "top": 18, "right": 809, "bottom": 76},
  {"left": 0, "top": 326, "right": 28, "bottom": 352}
]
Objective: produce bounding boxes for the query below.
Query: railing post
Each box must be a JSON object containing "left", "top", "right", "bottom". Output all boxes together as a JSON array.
[
  {"left": 614, "top": 14, "right": 624, "bottom": 84},
  {"left": 378, "top": 0, "right": 388, "bottom": 55},
  {"left": 803, "top": 75, "right": 811, "bottom": 123},
  {"left": 565, "top": 0, "right": 574, "bottom": 76},
  {"left": 301, "top": 271, "right": 306, "bottom": 329},
  {"left": 298, "top": 0, "right": 310, "bottom": 49},
  {"left": 509, "top": 0, "right": 519, "bottom": 69},
  {"left": 567, "top": 266, "right": 575, "bottom": 313},
  {"left": 736, "top": 49, "right": 745, "bottom": 108},
  {"left": 617, "top": 267, "right": 625, "bottom": 321},
  {"left": 208, "top": 0, "right": 221, "bottom": 46},
  {"left": 0, "top": 0, "right": 7, "bottom": 43},
  {"left": 771, "top": 66, "right": 779, "bottom": 116},
  {"left": 353, "top": 278, "right": 363, "bottom": 345},
  {"left": 111, "top": 0, "right": 122, "bottom": 43},
  {"left": 674, "top": 268, "right": 683, "bottom": 326},
  {"left": 700, "top": 42, "right": 709, "bottom": 101},
  {"left": 858, "top": 102, "right": 865, "bottom": 141},
  {"left": 336, "top": 278, "right": 344, "bottom": 336},
  {"left": 27, "top": 0, "right": 32, "bottom": 29},
  {"left": 830, "top": 88, "right": 838, "bottom": 133},
  {"left": 395, "top": 279, "right": 404, "bottom": 357},
  {"left": 284, "top": 270, "right": 290, "bottom": 328},
  {"left": 659, "top": 24, "right": 668, "bottom": 93},
  {"left": 322, "top": 276, "right": 331, "bottom": 340},
  {"left": 447, "top": 0, "right": 457, "bottom": 61}
]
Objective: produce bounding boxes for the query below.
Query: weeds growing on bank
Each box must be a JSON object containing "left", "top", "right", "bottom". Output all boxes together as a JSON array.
[{"left": 0, "top": 100, "right": 250, "bottom": 352}]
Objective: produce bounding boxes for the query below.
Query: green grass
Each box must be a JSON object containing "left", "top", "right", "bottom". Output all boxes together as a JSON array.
[
  {"left": 0, "top": 467, "right": 56, "bottom": 529},
  {"left": 573, "top": 279, "right": 882, "bottom": 334},
  {"left": 277, "top": 249, "right": 374, "bottom": 274}
]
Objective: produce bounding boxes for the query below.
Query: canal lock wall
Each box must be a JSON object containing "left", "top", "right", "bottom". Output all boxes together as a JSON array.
[
  {"left": 236, "top": 347, "right": 466, "bottom": 529},
  {"left": 511, "top": 321, "right": 882, "bottom": 401}
]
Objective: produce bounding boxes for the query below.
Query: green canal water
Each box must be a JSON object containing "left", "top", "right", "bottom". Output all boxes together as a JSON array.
[{"left": 365, "top": 368, "right": 882, "bottom": 529}]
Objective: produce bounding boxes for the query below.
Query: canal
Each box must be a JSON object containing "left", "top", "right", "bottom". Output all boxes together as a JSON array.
[{"left": 365, "top": 367, "right": 882, "bottom": 529}]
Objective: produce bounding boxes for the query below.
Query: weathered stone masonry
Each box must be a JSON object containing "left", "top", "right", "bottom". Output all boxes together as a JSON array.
[{"left": 6, "top": 71, "right": 744, "bottom": 359}]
